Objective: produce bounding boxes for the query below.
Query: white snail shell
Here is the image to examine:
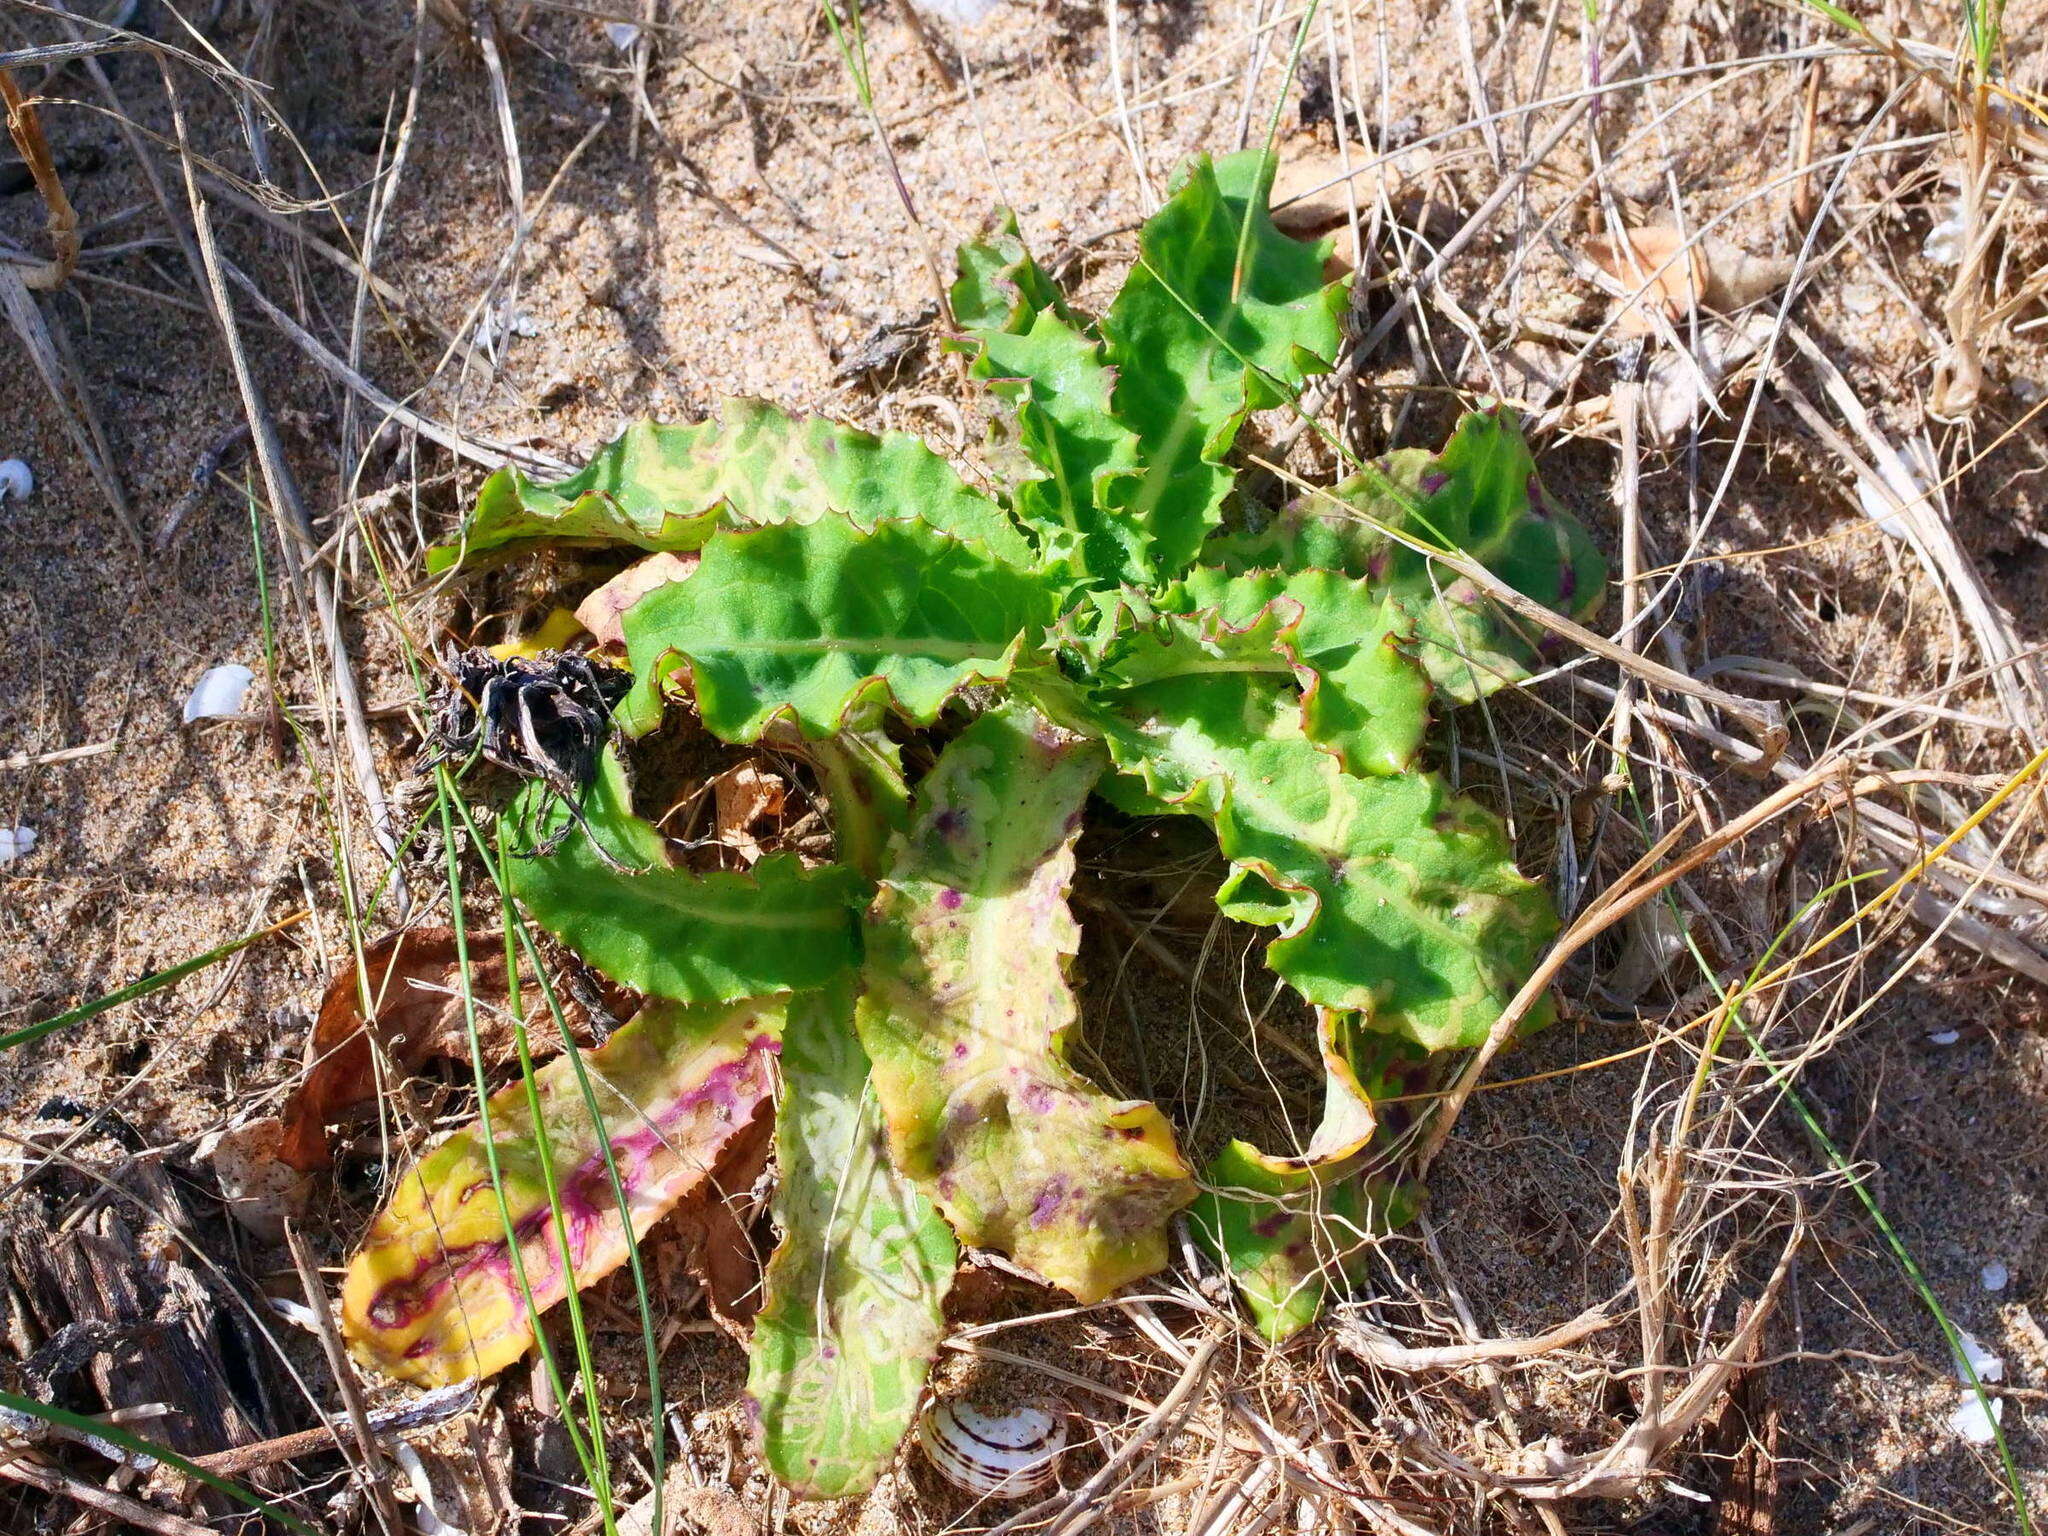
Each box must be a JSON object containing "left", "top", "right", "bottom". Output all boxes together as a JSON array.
[{"left": 917, "top": 1397, "right": 1069, "bottom": 1499}]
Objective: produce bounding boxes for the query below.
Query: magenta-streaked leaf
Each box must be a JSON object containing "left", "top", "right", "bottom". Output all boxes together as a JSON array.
[
  {"left": 341, "top": 996, "right": 783, "bottom": 1386},
  {"left": 856, "top": 704, "right": 1195, "bottom": 1302}
]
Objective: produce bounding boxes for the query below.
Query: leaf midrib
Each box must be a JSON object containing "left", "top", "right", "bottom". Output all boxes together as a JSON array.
[{"left": 681, "top": 635, "right": 1015, "bottom": 660}]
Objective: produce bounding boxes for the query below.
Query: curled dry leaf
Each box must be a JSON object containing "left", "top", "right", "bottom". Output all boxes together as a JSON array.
[
  {"left": 708, "top": 761, "right": 788, "bottom": 864},
  {"left": 1269, "top": 141, "right": 1435, "bottom": 271},
  {"left": 574, "top": 550, "right": 699, "bottom": 649},
  {"left": 278, "top": 928, "right": 563, "bottom": 1172},
  {"left": 650, "top": 1107, "right": 774, "bottom": 1335},
  {"left": 1583, "top": 227, "right": 1793, "bottom": 336}
]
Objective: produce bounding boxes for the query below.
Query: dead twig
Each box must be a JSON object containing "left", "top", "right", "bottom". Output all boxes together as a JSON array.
[
  {"left": 1252, "top": 454, "right": 1789, "bottom": 758},
  {"left": 162, "top": 62, "right": 413, "bottom": 916},
  {"left": 282, "top": 1221, "right": 403, "bottom": 1534},
  {"left": 0, "top": 737, "right": 120, "bottom": 771},
  {"left": 0, "top": 67, "right": 76, "bottom": 289},
  {"left": 1337, "top": 1304, "right": 1617, "bottom": 1372},
  {"left": 0, "top": 266, "right": 140, "bottom": 546},
  {"left": 0, "top": 1455, "right": 219, "bottom": 1536},
  {"left": 154, "top": 421, "right": 251, "bottom": 552},
  {"left": 194, "top": 1382, "right": 478, "bottom": 1477},
  {"left": 1416, "top": 749, "right": 2048, "bottom": 1173}
]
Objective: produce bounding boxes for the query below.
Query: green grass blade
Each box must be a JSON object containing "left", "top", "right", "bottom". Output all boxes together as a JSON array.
[
  {"left": 0, "top": 914, "right": 304, "bottom": 1052},
  {"left": 0, "top": 1390, "right": 319, "bottom": 1535}
]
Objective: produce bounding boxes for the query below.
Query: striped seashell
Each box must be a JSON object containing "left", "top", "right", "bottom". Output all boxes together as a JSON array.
[{"left": 916, "top": 1397, "right": 1069, "bottom": 1499}]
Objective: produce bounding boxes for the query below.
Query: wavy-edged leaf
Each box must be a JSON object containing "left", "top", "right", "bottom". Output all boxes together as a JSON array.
[
  {"left": 976, "top": 309, "right": 1148, "bottom": 585},
  {"left": 341, "top": 995, "right": 783, "bottom": 1386},
  {"left": 1100, "top": 151, "right": 1347, "bottom": 579},
  {"left": 951, "top": 212, "right": 1069, "bottom": 340},
  {"left": 856, "top": 704, "right": 1195, "bottom": 1301},
  {"left": 1040, "top": 666, "right": 1557, "bottom": 1051},
  {"left": 747, "top": 983, "right": 956, "bottom": 1499},
  {"left": 1100, "top": 589, "right": 1295, "bottom": 691},
  {"left": 1215, "top": 409, "right": 1607, "bottom": 702},
  {"left": 616, "top": 515, "right": 1060, "bottom": 741},
  {"left": 1170, "top": 566, "right": 1433, "bottom": 776},
  {"left": 1189, "top": 1012, "right": 1418, "bottom": 1340},
  {"left": 428, "top": 400, "right": 1032, "bottom": 574},
  {"left": 506, "top": 749, "right": 862, "bottom": 1001}
]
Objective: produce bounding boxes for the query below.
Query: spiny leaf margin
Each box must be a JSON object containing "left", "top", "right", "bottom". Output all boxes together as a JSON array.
[{"left": 428, "top": 399, "right": 1032, "bottom": 574}]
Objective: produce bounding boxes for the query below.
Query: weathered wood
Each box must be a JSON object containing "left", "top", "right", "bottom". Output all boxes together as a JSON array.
[{"left": 0, "top": 1136, "right": 287, "bottom": 1526}]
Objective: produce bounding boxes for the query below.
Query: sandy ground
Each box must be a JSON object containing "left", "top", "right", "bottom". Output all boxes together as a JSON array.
[{"left": 4, "top": 0, "right": 2048, "bottom": 1531}]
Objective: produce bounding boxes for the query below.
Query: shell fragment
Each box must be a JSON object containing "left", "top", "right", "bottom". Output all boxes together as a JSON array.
[
  {"left": 917, "top": 1398, "right": 1068, "bottom": 1500},
  {"left": 183, "top": 664, "right": 256, "bottom": 723}
]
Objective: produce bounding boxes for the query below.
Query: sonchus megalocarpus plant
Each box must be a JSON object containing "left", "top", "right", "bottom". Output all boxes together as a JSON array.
[{"left": 347, "top": 149, "right": 1605, "bottom": 1497}]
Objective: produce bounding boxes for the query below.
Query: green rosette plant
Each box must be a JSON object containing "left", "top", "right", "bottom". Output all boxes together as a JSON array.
[{"left": 345, "top": 149, "right": 1606, "bottom": 1497}]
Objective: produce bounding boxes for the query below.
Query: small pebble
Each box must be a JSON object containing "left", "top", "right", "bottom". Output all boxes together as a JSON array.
[
  {"left": 0, "top": 827, "right": 35, "bottom": 864},
  {"left": 1928, "top": 1029, "right": 1961, "bottom": 1046},
  {"left": 1982, "top": 1261, "right": 2011, "bottom": 1293},
  {"left": 0, "top": 459, "right": 32, "bottom": 502}
]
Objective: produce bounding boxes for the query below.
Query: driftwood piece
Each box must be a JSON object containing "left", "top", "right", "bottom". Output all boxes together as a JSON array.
[{"left": 0, "top": 1143, "right": 284, "bottom": 1521}]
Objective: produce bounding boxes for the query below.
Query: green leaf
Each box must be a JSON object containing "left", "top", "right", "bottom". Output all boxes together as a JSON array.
[
  {"left": 856, "top": 704, "right": 1196, "bottom": 1301},
  {"left": 1215, "top": 409, "right": 1607, "bottom": 702},
  {"left": 951, "top": 212, "right": 1070, "bottom": 340},
  {"left": 1049, "top": 669, "right": 1557, "bottom": 1052},
  {"left": 616, "top": 514, "right": 1060, "bottom": 741},
  {"left": 803, "top": 717, "right": 912, "bottom": 882},
  {"left": 1100, "top": 151, "right": 1347, "bottom": 579},
  {"left": 428, "top": 400, "right": 1032, "bottom": 574},
  {"left": 748, "top": 983, "right": 956, "bottom": 1499},
  {"left": 342, "top": 995, "right": 784, "bottom": 1385},
  {"left": 505, "top": 749, "right": 862, "bottom": 1001},
  {"left": 976, "top": 308, "right": 1149, "bottom": 585},
  {"left": 1171, "top": 566, "right": 1434, "bottom": 776},
  {"left": 1189, "top": 1012, "right": 1418, "bottom": 1340},
  {"left": 1100, "top": 590, "right": 1296, "bottom": 691}
]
